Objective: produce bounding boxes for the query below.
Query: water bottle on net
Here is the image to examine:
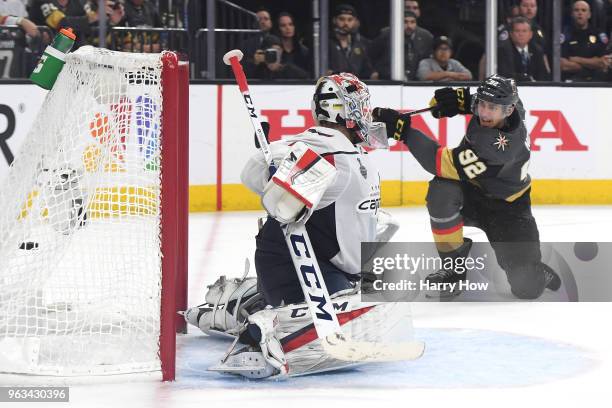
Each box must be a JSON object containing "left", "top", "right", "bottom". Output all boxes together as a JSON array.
[{"left": 30, "top": 27, "right": 76, "bottom": 90}]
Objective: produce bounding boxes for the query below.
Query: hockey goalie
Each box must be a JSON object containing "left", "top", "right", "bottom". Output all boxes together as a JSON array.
[{"left": 183, "top": 72, "right": 423, "bottom": 378}]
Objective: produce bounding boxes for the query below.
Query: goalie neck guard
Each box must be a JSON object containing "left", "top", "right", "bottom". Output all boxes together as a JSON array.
[{"left": 311, "top": 73, "right": 376, "bottom": 146}]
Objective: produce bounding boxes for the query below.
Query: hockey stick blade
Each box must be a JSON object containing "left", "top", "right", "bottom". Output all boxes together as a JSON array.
[{"left": 322, "top": 333, "right": 425, "bottom": 362}]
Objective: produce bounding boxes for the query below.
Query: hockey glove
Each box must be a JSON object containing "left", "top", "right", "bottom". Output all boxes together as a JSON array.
[
  {"left": 429, "top": 87, "right": 471, "bottom": 118},
  {"left": 372, "top": 107, "right": 411, "bottom": 144},
  {"left": 254, "top": 121, "right": 271, "bottom": 149}
]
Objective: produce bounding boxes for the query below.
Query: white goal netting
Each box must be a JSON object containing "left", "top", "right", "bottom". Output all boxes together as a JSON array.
[{"left": 0, "top": 46, "right": 169, "bottom": 376}]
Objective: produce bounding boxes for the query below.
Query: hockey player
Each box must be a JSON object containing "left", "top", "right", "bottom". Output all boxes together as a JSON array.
[
  {"left": 183, "top": 72, "right": 418, "bottom": 378},
  {"left": 373, "top": 74, "right": 560, "bottom": 299}
]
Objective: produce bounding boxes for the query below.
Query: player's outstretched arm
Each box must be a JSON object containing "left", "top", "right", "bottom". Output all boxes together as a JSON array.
[{"left": 373, "top": 107, "right": 441, "bottom": 177}]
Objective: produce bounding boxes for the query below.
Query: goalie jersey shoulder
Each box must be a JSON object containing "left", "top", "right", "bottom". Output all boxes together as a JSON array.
[{"left": 283, "top": 126, "right": 361, "bottom": 159}]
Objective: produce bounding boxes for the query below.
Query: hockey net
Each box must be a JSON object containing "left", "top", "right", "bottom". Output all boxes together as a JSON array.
[{"left": 0, "top": 46, "right": 188, "bottom": 380}]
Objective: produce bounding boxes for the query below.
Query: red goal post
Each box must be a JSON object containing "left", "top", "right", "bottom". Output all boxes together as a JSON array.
[{"left": 160, "top": 52, "right": 189, "bottom": 382}]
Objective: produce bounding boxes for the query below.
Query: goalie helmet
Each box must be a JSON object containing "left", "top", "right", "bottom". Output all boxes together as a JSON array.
[{"left": 311, "top": 72, "right": 374, "bottom": 145}]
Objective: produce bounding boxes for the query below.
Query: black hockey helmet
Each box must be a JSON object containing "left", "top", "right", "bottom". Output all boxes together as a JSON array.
[{"left": 475, "top": 74, "right": 518, "bottom": 106}]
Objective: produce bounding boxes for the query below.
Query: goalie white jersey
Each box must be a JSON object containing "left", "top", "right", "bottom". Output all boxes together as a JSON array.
[{"left": 241, "top": 126, "right": 380, "bottom": 276}]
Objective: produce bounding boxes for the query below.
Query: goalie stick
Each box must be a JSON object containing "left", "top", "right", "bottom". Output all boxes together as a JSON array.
[{"left": 222, "top": 49, "right": 424, "bottom": 363}]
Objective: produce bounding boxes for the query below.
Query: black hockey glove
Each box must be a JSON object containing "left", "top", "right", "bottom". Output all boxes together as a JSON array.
[
  {"left": 254, "top": 121, "right": 270, "bottom": 149},
  {"left": 372, "top": 107, "right": 411, "bottom": 144},
  {"left": 429, "top": 87, "right": 471, "bottom": 118}
]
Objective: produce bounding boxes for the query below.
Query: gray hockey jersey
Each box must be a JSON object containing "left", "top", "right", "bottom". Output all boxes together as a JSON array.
[{"left": 241, "top": 126, "right": 380, "bottom": 275}]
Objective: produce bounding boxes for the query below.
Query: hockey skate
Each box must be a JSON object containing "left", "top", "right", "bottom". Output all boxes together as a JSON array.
[
  {"left": 542, "top": 263, "right": 561, "bottom": 291},
  {"left": 425, "top": 238, "right": 473, "bottom": 299}
]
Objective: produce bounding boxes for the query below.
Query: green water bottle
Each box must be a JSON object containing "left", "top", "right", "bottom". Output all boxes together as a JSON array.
[{"left": 30, "top": 27, "right": 76, "bottom": 90}]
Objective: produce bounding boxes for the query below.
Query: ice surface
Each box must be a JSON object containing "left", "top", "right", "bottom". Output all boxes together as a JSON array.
[{"left": 1, "top": 206, "right": 611, "bottom": 408}]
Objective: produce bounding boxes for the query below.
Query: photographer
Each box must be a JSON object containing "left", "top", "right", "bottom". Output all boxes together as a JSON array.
[{"left": 246, "top": 34, "right": 309, "bottom": 80}]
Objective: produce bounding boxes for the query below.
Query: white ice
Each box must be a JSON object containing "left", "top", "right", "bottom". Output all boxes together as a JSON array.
[{"left": 2, "top": 206, "right": 611, "bottom": 408}]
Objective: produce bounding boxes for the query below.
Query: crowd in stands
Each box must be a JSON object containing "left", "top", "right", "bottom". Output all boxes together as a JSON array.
[
  {"left": 242, "top": 0, "right": 611, "bottom": 82},
  {"left": 0, "top": 0, "right": 182, "bottom": 76},
  {"left": 1, "top": 0, "right": 611, "bottom": 82}
]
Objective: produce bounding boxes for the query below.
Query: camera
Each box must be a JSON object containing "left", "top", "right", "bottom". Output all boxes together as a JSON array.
[{"left": 264, "top": 48, "right": 281, "bottom": 64}]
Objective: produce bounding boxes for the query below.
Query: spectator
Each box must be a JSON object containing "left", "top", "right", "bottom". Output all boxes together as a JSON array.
[
  {"left": 276, "top": 12, "right": 310, "bottom": 74},
  {"left": 0, "top": 14, "right": 38, "bottom": 38},
  {"left": 519, "top": 0, "right": 548, "bottom": 52},
  {"left": 370, "top": 10, "right": 433, "bottom": 80},
  {"left": 0, "top": 0, "right": 38, "bottom": 37},
  {"left": 483, "top": 0, "right": 550, "bottom": 80},
  {"left": 405, "top": 0, "right": 421, "bottom": 18},
  {"left": 119, "top": 0, "right": 161, "bottom": 52},
  {"left": 0, "top": 0, "right": 27, "bottom": 19},
  {"left": 499, "top": 1, "right": 548, "bottom": 55},
  {"left": 1, "top": 1, "right": 40, "bottom": 77},
  {"left": 122, "top": 0, "right": 160, "bottom": 27},
  {"left": 242, "top": 7, "right": 273, "bottom": 67},
  {"left": 29, "top": 0, "right": 124, "bottom": 47},
  {"left": 328, "top": 4, "right": 376, "bottom": 79},
  {"left": 498, "top": 16, "right": 549, "bottom": 81},
  {"left": 561, "top": 0, "right": 610, "bottom": 81},
  {"left": 416, "top": 36, "right": 472, "bottom": 81},
  {"left": 247, "top": 34, "right": 309, "bottom": 80}
]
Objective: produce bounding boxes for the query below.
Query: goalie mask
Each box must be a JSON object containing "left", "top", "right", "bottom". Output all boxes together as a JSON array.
[{"left": 311, "top": 73, "right": 387, "bottom": 148}]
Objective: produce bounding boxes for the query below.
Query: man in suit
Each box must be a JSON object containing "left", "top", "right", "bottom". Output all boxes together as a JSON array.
[
  {"left": 498, "top": 16, "right": 549, "bottom": 82},
  {"left": 369, "top": 10, "right": 432, "bottom": 80}
]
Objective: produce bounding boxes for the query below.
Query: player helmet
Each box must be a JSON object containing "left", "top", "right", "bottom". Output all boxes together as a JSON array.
[
  {"left": 311, "top": 72, "right": 374, "bottom": 145},
  {"left": 472, "top": 74, "right": 518, "bottom": 120}
]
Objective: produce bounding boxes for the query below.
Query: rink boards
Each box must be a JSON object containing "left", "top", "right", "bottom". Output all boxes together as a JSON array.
[{"left": 1, "top": 83, "right": 611, "bottom": 211}]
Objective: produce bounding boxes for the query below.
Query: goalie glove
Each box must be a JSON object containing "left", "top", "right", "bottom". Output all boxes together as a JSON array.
[{"left": 262, "top": 142, "right": 337, "bottom": 225}]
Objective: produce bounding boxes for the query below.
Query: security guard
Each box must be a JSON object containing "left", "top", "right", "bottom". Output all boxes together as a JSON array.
[{"left": 560, "top": 0, "right": 609, "bottom": 82}]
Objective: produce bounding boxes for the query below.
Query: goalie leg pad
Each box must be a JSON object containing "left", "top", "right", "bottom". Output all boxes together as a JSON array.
[
  {"left": 183, "top": 259, "right": 265, "bottom": 337},
  {"left": 210, "top": 294, "right": 420, "bottom": 378}
]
